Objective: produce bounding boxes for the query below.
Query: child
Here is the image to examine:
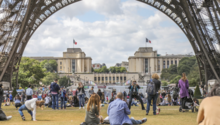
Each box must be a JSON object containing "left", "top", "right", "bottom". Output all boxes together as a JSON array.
[
  {"left": 18, "top": 98, "right": 44, "bottom": 121},
  {"left": 106, "top": 96, "right": 108, "bottom": 102},
  {"left": 44, "top": 95, "right": 51, "bottom": 107},
  {"left": 167, "top": 94, "right": 172, "bottom": 106}
]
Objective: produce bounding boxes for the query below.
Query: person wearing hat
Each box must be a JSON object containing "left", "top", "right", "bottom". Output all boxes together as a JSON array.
[
  {"left": 0, "top": 84, "right": 3, "bottom": 109},
  {"left": 89, "top": 86, "right": 94, "bottom": 97}
]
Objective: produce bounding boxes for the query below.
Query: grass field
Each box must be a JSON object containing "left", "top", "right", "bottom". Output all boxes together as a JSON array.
[{"left": 1, "top": 104, "right": 198, "bottom": 125}]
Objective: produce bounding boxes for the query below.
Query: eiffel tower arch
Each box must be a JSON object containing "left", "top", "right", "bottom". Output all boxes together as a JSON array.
[{"left": 0, "top": 0, "right": 220, "bottom": 89}]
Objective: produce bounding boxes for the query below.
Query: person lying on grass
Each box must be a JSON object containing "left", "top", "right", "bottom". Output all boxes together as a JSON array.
[{"left": 18, "top": 98, "right": 44, "bottom": 121}]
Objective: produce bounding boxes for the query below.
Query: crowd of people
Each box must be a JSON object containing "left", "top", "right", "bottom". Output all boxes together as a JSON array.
[{"left": 0, "top": 73, "right": 220, "bottom": 125}]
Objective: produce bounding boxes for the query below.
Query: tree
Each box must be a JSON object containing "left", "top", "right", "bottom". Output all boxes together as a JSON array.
[
  {"left": 100, "top": 66, "right": 109, "bottom": 73},
  {"left": 59, "top": 76, "right": 70, "bottom": 87},
  {"left": 170, "top": 75, "right": 181, "bottom": 84},
  {"left": 116, "top": 67, "right": 121, "bottom": 73},
  {"left": 120, "top": 67, "right": 127, "bottom": 73},
  {"left": 12, "top": 57, "right": 46, "bottom": 88},
  {"left": 194, "top": 85, "right": 202, "bottom": 97},
  {"left": 40, "top": 60, "right": 57, "bottom": 72},
  {"left": 168, "top": 65, "right": 177, "bottom": 74},
  {"left": 177, "top": 65, "right": 191, "bottom": 75},
  {"left": 109, "top": 67, "right": 116, "bottom": 73},
  {"left": 41, "top": 73, "right": 59, "bottom": 85},
  {"left": 12, "top": 87, "right": 17, "bottom": 98},
  {"left": 189, "top": 78, "right": 197, "bottom": 87},
  {"left": 161, "top": 81, "right": 168, "bottom": 86}
]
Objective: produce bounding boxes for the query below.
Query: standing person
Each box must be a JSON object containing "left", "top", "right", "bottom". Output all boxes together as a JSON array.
[
  {"left": 6, "top": 91, "right": 10, "bottom": 103},
  {"left": 18, "top": 98, "right": 44, "bottom": 121},
  {"left": 101, "top": 92, "right": 105, "bottom": 103},
  {"left": 0, "top": 84, "right": 3, "bottom": 109},
  {"left": 146, "top": 73, "right": 161, "bottom": 115},
  {"left": 21, "top": 92, "right": 25, "bottom": 104},
  {"left": 77, "top": 82, "right": 85, "bottom": 109},
  {"left": 84, "top": 93, "right": 102, "bottom": 124},
  {"left": 97, "top": 89, "right": 102, "bottom": 101},
  {"left": 123, "top": 91, "right": 127, "bottom": 100},
  {"left": 26, "top": 85, "right": 33, "bottom": 100},
  {"left": 107, "top": 92, "right": 147, "bottom": 125},
  {"left": 89, "top": 87, "right": 94, "bottom": 97},
  {"left": 60, "top": 87, "right": 66, "bottom": 110},
  {"left": 9, "top": 92, "right": 14, "bottom": 105},
  {"left": 178, "top": 73, "right": 189, "bottom": 112},
  {"left": 128, "top": 81, "right": 145, "bottom": 110},
  {"left": 50, "top": 79, "right": 60, "bottom": 110}
]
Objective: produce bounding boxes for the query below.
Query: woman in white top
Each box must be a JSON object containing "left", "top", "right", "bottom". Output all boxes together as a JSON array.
[{"left": 18, "top": 98, "right": 44, "bottom": 121}]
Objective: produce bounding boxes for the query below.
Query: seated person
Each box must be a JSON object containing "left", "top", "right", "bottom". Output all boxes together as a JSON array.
[
  {"left": 107, "top": 92, "right": 147, "bottom": 125},
  {"left": 14, "top": 95, "right": 22, "bottom": 109},
  {"left": 193, "top": 98, "right": 199, "bottom": 106},
  {"left": 44, "top": 95, "right": 51, "bottom": 107},
  {"left": 85, "top": 93, "right": 103, "bottom": 124},
  {"left": 0, "top": 109, "right": 12, "bottom": 121},
  {"left": 131, "top": 98, "right": 138, "bottom": 106},
  {"left": 4, "top": 102, "right": 10, "bottom": 106},
  {"left": 18, "top": 98, "right": 44, "bottom": 121},
  {"left": 197, "top": 83, "right": 220, "bottom": 125},
  {"left": 72, "top": 96, "right": 79, "bottom": 107}
]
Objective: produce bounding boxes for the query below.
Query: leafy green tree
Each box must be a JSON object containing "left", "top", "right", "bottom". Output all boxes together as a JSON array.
[
  {"left": 59, "top": 76, "right": 70, "bottom": 87},
  {"left": 12, "top": 57, "right": 46, "bottom": 88},
  {"left": 161, "top": 81, "right": 168, "bottom": 86},
  {"left": 189, "top": 78, "right": 197, "bottom": 87},
  {"left": 109, "top": 67, "right": 116, "bottom": 73},
  {"left": 120, "top": 67, "right": 127, "bottom": 73},
  {"left": 41, "top": 73, "right": 59, "bottom": 85},
  {"left": 177, "top": 65, "right": 191, "bottom": 75},
  {"left": 168, "top": 65, "right": 177, "bottom": 74},
  {"left": 116, "top": 67, "right": 121, "bottom": 73},
  {"left": 12, "top": 87, "right": 17, "bottom": 98},
  {"left": 194, "top": 85, "right": 202, "bottom": 97},
  {"left": 170, "top": 75, "right": 181, "bottom": 84},
  {"left": 100, "top": 66, "right": 109, "bottom": 73},
  {"left": 40, "top": 60, "right": 57, "bottom": 72}
]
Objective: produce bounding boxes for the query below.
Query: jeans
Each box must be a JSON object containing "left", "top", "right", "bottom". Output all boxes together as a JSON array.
[
  {"left": 128, "top": 94, "right": 144, "bottom": 109},
  {"left": 130, "top": 119, "right": 142, "bottom": 124},
  {"left": 131, "top": 102, "right": 138, "bottom": 106},
  {"left": 181, "top": 97, "right": 187, "bottom": 109},
  {"left": 0, "top": 99, "right": 2, "bottom": 109},
  {"left": 146, "top": 93, "right": 158, "bottom": 114},
  {"left": 18, "top": 104, "right": 32, "bottom": 117},
  {"left": 60, "top": 97, "right": 66, "bottom": 109},
  {"left": 78, "top": 94, "right": 85, "bottom": 107},
  {"left": 52, "top": 94, "right": 59, "bottom": 109}
]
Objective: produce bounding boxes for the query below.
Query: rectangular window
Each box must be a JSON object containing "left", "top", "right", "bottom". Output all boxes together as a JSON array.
[
  {"left": 102, "top": 77, "right": 104, "bottom": 81},
  {"left": 98, "top": 77, "right": 100, "bottom": 81},
  {"left": 163, "top": 61, "right": 165, "bottom": 69},
  {"left": 60, "top": 62, "right": 62, "bottom": 65},
  {"left": 105, "top": 77, "right": 108, "bottom": 81},
  {"left": 171, "top": 60, "right": 173, "bottom": 65},
  {"left": 113, "top": 77, "right": 115, "bottom": 81},
  {"left": 60, "top": 66, "right": 62, "bottom": 69},
  {"left": 120, "top": 77, "right": 122, "bottom": 81},
  {"left": 167, "top": 61, "right": 169, "bottom": 68},
  {"left": 117, "top": 77, "right": 119, "bottom": 81},
  {"left": 97, "top": 65, "right": 99, "bottom": 67},
  {"left": 72, "top": 59, "right": 75, "bottom": 73},
  {"left": 175, "top": 60, "right": 177, "bottom": 65},
  {"left": 145, "top": 58, "right": 148, "bottom": 73},
  {"left": 94, "top": 77, "right": 97, "bottom": 81},
  {"left": 93, "top": 65, "right": 95, "bottom": 67},
  {"left": 109, "top": 77, "right": 111, "bottom": 81},
  {"left": 124, "top": 77, "right": 126, "bottom": 81},
  {"left": 158, "top": 65, "right": 160, "bottom": 72}
]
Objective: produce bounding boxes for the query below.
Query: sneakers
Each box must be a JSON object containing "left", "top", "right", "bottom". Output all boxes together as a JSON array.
[
  {"left": 79, "top": 107, "right": 81, "bottom": 109},
  {"left": 142, "top": 107, "right": 145, "bottom": 110},
  {"left": 83, "top": 107, "right": 85, "bottom": 109},
  {"left": 6, "top": 116, "right": 12, "bottom": 120},
  {"left": 22, "top": 116, "right": 25, "bottom": 121},
  {"left": 146, "top": 113, "right": 148, "bottom": 115},
  {"left": 141, "top": 118, "right": 147, "bottom": 123},
  {"left": 130, "top": 117, "right": 134, "bottom": 119}
]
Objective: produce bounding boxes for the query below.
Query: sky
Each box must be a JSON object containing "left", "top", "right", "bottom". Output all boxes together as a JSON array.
[{"left": 23, "top": 0, "right": 193, "bottom": 67}]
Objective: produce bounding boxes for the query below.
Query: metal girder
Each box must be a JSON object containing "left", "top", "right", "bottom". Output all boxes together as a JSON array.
[{"left": 0, "top": 0, "right": 220, "bottom": 89}]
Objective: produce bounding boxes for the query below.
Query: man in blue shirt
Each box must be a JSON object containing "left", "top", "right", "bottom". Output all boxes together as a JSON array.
[
  {"left": 26, "top": 85, "right": 33, "bottom": 100},
  {"left": 107, "top": 92, "right": 147, "bottom": 125}
]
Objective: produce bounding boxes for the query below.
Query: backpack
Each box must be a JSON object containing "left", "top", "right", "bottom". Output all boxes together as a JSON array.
[{"left": 146, "top": 81, "right": 156, "bottom": 95}]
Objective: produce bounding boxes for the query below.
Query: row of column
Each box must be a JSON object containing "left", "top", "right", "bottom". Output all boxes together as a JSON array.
[
  {"left": 94, "top": 74, "right": 127, "bottom": 84},
  {"left": 159, "top": 58, "right": 180, "bottom": 72}
]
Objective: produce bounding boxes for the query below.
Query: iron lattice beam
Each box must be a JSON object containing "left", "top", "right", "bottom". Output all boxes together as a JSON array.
[{"left": 0, "top": 0, "right": 219, "bottom": 89}]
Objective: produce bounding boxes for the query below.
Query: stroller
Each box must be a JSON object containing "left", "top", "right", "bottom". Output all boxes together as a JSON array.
[{"left": 179, "top": 89, "right": 198, "bottom": 112}]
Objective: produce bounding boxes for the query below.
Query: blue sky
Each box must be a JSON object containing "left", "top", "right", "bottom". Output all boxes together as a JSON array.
[{"left": 25, "top": 0, "right": 192, "bottom": 67}]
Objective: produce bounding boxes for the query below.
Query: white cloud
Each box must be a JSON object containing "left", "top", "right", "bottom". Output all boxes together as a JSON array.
[{"left": 24, "top": 0, "right": 193, "bottom": 67}]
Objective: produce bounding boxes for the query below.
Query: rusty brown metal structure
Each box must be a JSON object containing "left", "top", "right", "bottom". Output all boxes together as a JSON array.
[{"left": 0, "top": 0, "right": 219, "bottom": 89}]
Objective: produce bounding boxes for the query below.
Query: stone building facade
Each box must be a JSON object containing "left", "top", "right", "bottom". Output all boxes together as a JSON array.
[{"left": 128, "top": 47, "right": 192, "bottom": 76}]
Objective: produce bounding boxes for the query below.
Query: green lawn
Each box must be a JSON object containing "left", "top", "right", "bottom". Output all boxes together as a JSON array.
[{"left": 1, "top": 104, "right": 198, "bottom": 125}]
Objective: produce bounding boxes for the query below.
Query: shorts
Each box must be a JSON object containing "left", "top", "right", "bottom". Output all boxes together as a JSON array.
[{"left": 10, "top": 100, "right": 13, "bottom": 102}]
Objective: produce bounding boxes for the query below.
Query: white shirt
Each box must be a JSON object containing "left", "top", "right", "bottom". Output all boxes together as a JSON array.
[
  {"left": 26, "top": 88, "right": 33, "bottom": 96},
  {"left": 45, "top": 96, "right": 51, "bottom": 104},
  {"left": 25, "top": 98, "right": 37, "bottom": 121}
]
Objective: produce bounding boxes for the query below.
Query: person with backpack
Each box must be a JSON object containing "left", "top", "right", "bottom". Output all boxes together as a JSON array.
[
  {"left": 50, "top": 79, "right": 60, "bottom": 110},
  {"left": 0, "top": 84, "right": 3, "bottom": 109},
  {"left": 128, "top": 80, "right": 145, "bottom": 110},
  {"left": 146, "top": 73, "right": 161, "bottom": 115}
]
